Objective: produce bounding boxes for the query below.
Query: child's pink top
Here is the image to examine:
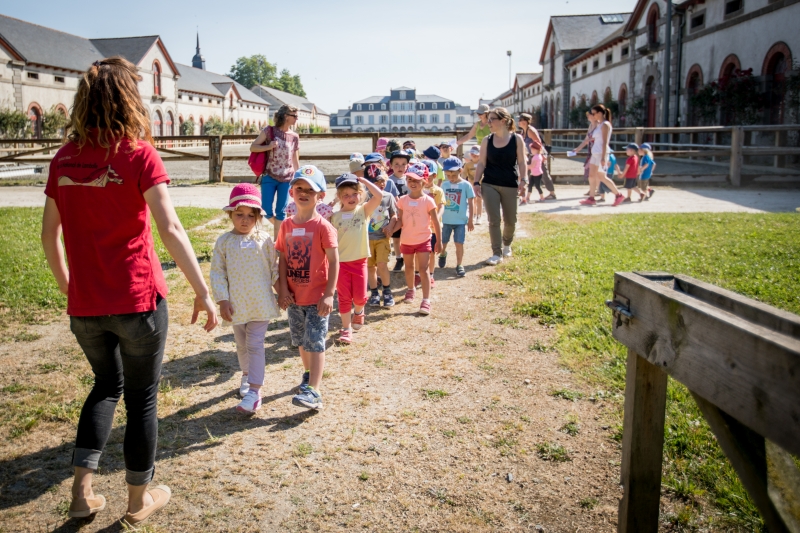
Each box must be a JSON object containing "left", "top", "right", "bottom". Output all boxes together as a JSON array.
[
  {"left": 397, "top": 194, "right": 437, "bottom": 246},
  {"left": 530, "top": 154, "right": 543, "bottom": 176}
]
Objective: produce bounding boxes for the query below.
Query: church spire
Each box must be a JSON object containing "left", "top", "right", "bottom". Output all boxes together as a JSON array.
[{"left": 192, "top": 31, "right": 206, "bottom": 70}]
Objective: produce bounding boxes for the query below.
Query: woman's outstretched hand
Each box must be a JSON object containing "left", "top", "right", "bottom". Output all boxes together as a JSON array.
[{"left": 192, "top": 294, "right": 219, "bottom": 332}]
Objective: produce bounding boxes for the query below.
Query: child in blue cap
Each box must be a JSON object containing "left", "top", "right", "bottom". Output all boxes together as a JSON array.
[
  {"left": 438, "top": 157, "right": 475, "bottom": 277},
  {"left": 637, "top": 143, "right": 656, "bottom": 200}
]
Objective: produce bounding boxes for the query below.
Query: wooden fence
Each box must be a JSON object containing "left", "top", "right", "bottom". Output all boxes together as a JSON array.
[
  {"left": 0, "top": 124, "right": 797, "bottom": 185},
  {"left": 607, "top": 272, "right": 800, "bottom": 532}
]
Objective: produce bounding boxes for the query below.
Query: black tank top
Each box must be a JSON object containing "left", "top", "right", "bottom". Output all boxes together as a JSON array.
[{"left": 483, "top": 133, "right": 519, "bottom": 188}]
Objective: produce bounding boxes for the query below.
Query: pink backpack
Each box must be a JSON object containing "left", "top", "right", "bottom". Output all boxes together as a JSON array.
[{"left": 247, "top": 126, "right": 273, "bottom": 183}]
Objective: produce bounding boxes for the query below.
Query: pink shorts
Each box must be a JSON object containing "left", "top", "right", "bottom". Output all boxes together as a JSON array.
[{"left": 400, "top": 240, "right": 432, "bottom": 255}]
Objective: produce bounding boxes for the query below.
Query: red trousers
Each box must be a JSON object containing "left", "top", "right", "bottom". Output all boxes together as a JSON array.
[{"left": 337, "top": 259, "right": 368, "bottom": 314}]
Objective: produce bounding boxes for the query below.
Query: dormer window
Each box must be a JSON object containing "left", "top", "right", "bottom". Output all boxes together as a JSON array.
[
  {"left": 357, "top": 104, "right": 362, "bottom": 111},
  {"left": 369, "top": 104, "right": 374, "bottom": 110},
  {"left": 445, "top": 103, "right": 450, "bottom": 109},
  {"left": 432, "top": 103, "right": 437, "bottom": 109},
  {"left": 399, "top": 90, "right": 406, "bottom": 99},
  {"left": 381, "top": 104, "right": 386, "bottom": 110}
]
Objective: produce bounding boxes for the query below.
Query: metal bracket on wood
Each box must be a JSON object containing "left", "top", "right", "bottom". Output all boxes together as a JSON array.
[{"left": 606, "top": 293, "right": 632, "bottom": 325}]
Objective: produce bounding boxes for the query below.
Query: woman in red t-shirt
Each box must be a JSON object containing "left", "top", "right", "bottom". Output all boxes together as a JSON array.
[{"left": 41, "top": 57, "right": 218, "bottom": 525}]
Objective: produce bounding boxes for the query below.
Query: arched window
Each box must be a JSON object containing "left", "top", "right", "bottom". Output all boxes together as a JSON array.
[
  {"left": 550, "top": 43, "right": 556, "bottom": 86},
  {"left": 357, "top": 104, "right": 362, "bottom": 110},
  {"left": 178, "top": 115, "right": 184, "bottom": 135},
  {"left": 381, "top": 104, "right": 386, "bottom": 110},
  {"left": 686, "top": 65, "right": 704, "bottom": 126},
  {"left": 166, "top": 111, "right": 174, "bottom": 136},
  {"left": 199, "top": 116, "right": 204, "bottom": 134},
  {"left": 229, "top": 94, "right": 234, "bottom": 108},
  {"left": 618, "top": 84, "right": 628, "bottom": 124},
  {"left": 153, "top": 110, "right": 163, "bottom": 136},
  {"left": 647, "top": 4, "right": 661, "bottom": 46},
  {"left": 762, "top": 42, "right": 792, "bottom": 124},
  {"left": 719, "top": 54, "right": 741, "bottom": 81},
  {"left": 542, "top": 99, "right": 548, "bottom": 128},
  {"left": 590, "top": 91, "right": 599, "bottom": 105},
  {"left": 556, "top": 94, "right": 561, "bottom": 128},
  {"left": 445, "top": 103, "right": 450, "bottom": 109},
  {"left": 153, "top": 61, "right": 162, "bottom": 96},
  {"left": 369, "top": 104, "right": 374, "bottom": 110},
  {"left": 432, "top": 103, "right": 438, "bottom": 109},
  {"left": 645, "top": 76, "right": 657, "bottom": 128},
  {"left": 549, "top": 96, "right": 554, "bottom": 128},
  {"left": 604, "top": 87, "right": 612, "bottom": 104},
  {"left": 27, "top": 103, "right": 42, "bottom": 137},
  {"left": 571, "top": 97, "right": 576, "bottom": 110}
]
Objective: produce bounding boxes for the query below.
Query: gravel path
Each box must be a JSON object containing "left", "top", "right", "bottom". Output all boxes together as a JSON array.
[{"left": 4, "top": 184, "right": 799, "bottom": 214}]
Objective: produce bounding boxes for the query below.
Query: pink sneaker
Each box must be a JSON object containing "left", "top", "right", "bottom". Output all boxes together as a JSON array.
[
  {"left": 338, "top": 328, "right": 352, "bottom": 344},
  {"left": 403, "top": 289, "right": 415, "bottom": 303},
  {"left": 612, "top": 194, "right": 626, "bottom": 206},
  {"left": 579, "top": 197, "right": 596, "bottom": 206},
  {"left": 352, "top": 312, "right": 365, "bottom": 331},
  {"left": 419, "top": 299, "right": 431, "bottom": 316}
]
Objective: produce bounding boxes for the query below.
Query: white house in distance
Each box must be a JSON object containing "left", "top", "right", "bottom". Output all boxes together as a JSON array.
[
  {"left": 331, "top": 87, "right": 475, "bottom": 133},
  {"left": 251, "top": 85, "right": 330, "bottom": 131},
  {"left": 497, "top": 0, "right": 798, "bottom": 128}
]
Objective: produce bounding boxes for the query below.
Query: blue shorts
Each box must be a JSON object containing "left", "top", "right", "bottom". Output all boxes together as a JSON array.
[
  {"left": 442, "top": 223, "right": 466, "bottom": 244},
  {"left": 287, "top": 304, "right": 329, "bottom": 353}
]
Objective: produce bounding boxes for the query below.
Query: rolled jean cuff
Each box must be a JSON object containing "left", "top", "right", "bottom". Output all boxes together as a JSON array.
[
  {"left": 72, "top": 448, "right": 102, "bottom": 470},
  {"left": 126, "top": 467, "right": 155, "bottom": 486}
]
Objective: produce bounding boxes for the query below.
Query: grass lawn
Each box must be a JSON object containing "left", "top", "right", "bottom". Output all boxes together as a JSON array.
[
  {"left": 488, "top": 212, "right": 800, "bottom": 531},
  {"left": 0, "top": 207, "right": 220, "bottom": 329}
]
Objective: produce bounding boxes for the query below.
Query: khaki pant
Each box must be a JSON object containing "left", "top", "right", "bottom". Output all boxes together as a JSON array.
[{"left": 482, "top": 183, "right": 518, "bottom": 257}]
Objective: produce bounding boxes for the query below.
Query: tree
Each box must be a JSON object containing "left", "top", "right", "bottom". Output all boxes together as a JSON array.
[
  {"left": 42, "top": 106, "right": 68, "bottom": 138},
  {"left": 203, "top": 117, "right": 234, "bottom": 136},
  {"left": 227, "top": 55, "right": 306, "bottom": 97},
  {"left": 0, "top": 109, "right": 30, "bottom": 138},
  {"left": 180, "top": 118, "right": 195, "bottom": 136}
]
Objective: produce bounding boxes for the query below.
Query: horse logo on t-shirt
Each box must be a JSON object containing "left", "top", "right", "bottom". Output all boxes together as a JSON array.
[{"left": 58, "top": 165, "right": 122, "bottom": 188}]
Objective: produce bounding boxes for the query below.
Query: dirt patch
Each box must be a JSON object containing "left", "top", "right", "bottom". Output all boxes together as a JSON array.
[{"left": 0, "top": 219, "right": 624, "bottom": 532}]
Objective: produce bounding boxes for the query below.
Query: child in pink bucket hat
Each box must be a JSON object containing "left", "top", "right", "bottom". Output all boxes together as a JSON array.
[{"left": 210, "top": 182, "right": 281, "bottom": 413}]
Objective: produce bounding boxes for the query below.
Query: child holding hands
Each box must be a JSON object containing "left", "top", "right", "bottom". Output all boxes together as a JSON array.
[
  {"left": 276, "top": 166, "right": 339, "bottom": 410},
  {"left": 211, "top": 184, "right": 282, "bottom": 414},
  {"left": 330, "top": 173, "right": 386, "bottom": 343}
]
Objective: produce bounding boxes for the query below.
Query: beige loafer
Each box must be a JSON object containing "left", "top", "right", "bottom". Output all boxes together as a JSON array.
[
  {"left": 123, "top": 485, "right": 171, "bottom": 525},
  {"left": 68, "top": 494, "right": 106, "bottom": 518}
]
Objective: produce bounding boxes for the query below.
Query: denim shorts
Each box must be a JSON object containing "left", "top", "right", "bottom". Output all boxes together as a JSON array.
[
  {"left": 287, "top": 304, "right": 329, "bottom": 353},
  {"left": 442, "top": 223, "right": 466, "bottom": 244}
]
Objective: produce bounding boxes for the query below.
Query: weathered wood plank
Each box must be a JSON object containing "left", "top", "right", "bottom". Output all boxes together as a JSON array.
[
  {"left": 611, "top": 272, "right": 800, "bottom": 456},
  {"left": 154, "top": 146, "right": 208, "bottom": 160},
  {"left": 692, "top": 393, "right": 791, "bottom": 533},
  {"left": 674, "top": 274, "right": 800, "bottom": 339},
  {"left": 618, "top": 349, "right": 668, "bottom": 533},
  {"left": 766, "top": 440, "right": 800, "bottom": 532}
]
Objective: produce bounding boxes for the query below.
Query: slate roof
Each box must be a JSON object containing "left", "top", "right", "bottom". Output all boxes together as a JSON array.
[
  {"left": 416, "top": 94, "right": 453, "bottom": 103},
  {"left": 550, "top": 13, "right": 631, "bottom": 51},
  {"left": 392, "top": 86, "right": 414, "bottom": 91},
  {"left": 352, "top": 95, "right": 391, "bottom": 105},
  {"left": 251, "top": 85, "right": 328, "bottom": 115},
  {"left": 91, "top": 36, "right": 158, "bottom": 65},
  {"left": 176, "top": 63, "right": 268, "bottom": 105},
  {"left": 0, "top": 14, "right": 103, "bottom": 71},
  {"left": 566, "top": 25, "right": 628, "bottom": 66}
]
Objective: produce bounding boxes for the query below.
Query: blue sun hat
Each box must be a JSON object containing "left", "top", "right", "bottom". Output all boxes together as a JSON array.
[
  {"left": 441, "top": 156, "right": 463, "bottom": 171},
  {"left": 290, "top": 165, "right": 326, "bottom": 192},
  {"left": 423, "top": 146, "right": 441, "bottom": 160}
]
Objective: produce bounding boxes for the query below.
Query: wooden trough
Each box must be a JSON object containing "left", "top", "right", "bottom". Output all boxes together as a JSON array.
[{"left": 608, "top": 272, "right": 800, "bottom": 533}]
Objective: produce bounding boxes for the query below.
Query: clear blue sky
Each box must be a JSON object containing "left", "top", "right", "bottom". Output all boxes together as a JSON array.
[{"left": 2, "top": 0, "right": 634, "bottom": 113}]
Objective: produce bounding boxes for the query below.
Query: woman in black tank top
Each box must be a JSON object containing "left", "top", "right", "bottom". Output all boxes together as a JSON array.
[{"left": 474, "top": 108, "right": 527, "bottom": 265}]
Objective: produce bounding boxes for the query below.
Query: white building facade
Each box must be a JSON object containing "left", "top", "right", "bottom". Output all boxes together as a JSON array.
[
  {"left": 335, "top": 87, "right": 474, "bottom": 133},
  {"left": 251, "top": 85, "right": 330, "bottom": 131}
]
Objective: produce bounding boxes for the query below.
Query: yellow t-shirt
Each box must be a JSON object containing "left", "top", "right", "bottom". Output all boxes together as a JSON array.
[
  {"left": 424, "top": 185, "right": 445, "bottom": 231},
  {"left": 331, "top": 204, "right": 370, "bottom": 263}
]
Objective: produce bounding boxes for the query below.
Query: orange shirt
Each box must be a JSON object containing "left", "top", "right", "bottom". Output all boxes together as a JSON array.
[
  {"left": 275, "top": 216, "right": 338, "bottom": 306},
  {"left": 397, "top": 194, "right": 437, "bottom": 246}
]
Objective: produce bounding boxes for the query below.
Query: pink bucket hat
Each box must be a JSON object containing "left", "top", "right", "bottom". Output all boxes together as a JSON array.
[
  {"left": 223, "top": 183, "right": 266, "bottom": 215},
  {"left": 376, "top": 138, "right": 389, "bottom": 151}
]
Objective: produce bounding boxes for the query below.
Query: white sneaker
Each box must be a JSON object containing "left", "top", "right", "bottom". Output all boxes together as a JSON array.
[
  {"left": 485, "top": 255, "right": 503, "bottom": 266},
  {"left": 475, "top": 215, "right": 482, "bottom": 225},
  {"left": 236, "top": 389, "right": 262, "bottom": 413},
  {"left": 503, "top": 245, "right": 512, "bottom": 258},
  {"left": 239, "top": 374, "right": 250, "bottom": 398}
]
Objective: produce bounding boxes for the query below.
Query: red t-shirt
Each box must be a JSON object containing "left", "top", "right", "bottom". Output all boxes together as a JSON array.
[
  {"left": 624, "top": 154, "right": 639, "bottom": 178},
  {"left": 275, "top": 215, "right": 338, "bottom": 306},
  {"left": 45, "top": 138, "right": 170, "bottom": 316}
]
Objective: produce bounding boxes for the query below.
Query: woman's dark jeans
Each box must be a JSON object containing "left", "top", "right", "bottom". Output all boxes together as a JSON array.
[{"left": 69, "top": 297, "right": 168, "bottom": 486}]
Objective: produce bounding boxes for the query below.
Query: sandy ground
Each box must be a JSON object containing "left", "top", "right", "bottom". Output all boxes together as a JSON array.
[
  {"left": 0, "top": 216, "right": 633, "bottom": 533},
  {"left": 3, "top": 184, "right": 799, "bottom": 215}
]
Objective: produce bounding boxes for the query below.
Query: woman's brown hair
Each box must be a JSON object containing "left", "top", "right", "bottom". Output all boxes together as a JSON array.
[
  {"left": 66, "top": 57, "right": 153, "bottom": 153},
  {"left": 490, "top": 107, "right": 516, "bottom": 132},
  {"left": 591, "top": 104, "right": 612, "bottom": 122},
  {"left": 274, "top": 105, "right": 298, "bottom": 128},
  {"left": 518, "top": 113, "right": 532, "bottom": 125}
]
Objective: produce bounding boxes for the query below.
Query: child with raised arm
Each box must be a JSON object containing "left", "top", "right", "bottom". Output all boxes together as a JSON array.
[
  {"left": 395, "top": 171, "right": 442, "bottom": 315},
  {"left": 438, "top": 157, "right": 475, "bottom": 277},
  {"left": 210, "top": 184, "right": 281, "bottom": 413},
  {"left": 276, "top": 165, "right": 339, "bottom": 411},
  {"left": 330, "top": 173, "right": 385, "bottom": 344}
]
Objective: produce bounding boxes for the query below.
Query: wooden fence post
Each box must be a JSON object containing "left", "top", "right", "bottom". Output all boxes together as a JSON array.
[
  {"left": 208, "top": 136, "right": 223, "bottom": 183},
  {"left": 730, "top": 126, "right": 743, "bottom": 187},
  {"left": 618, "top": 348, "right": 668, "bottom": 533},
  {"left": 543, "top": 130, "right": 553, "bottom": 173},
  {"left": 217, "top": 136, "right": 225, "bottom": 183},
  {"left": 371, "top": 133, "right": 379, "bottom": 152},
  {"left": 634, "top": 127, "right": 644, "bottom": 147}
]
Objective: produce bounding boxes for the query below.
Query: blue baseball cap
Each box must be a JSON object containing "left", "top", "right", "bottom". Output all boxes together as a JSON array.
[
  {"left": 363, "top": 152, "right": 385, "bottom": 165},
  {"left": 442, "top": 156, "right": 463, "bottom": 171},
  {"left": 389, "top": 149, "right": 411, "bottom": 162},
  {"left": 350, "top": 152, "right": 364, "bottom": 161},
  {"left": 626, "top": 143, "right": 639, "bottom": 151},
  {"left": 335, "top": 173, "right": 359, "bottom": 188},
  {"left": 640, "top": 143, "right": 652, "bottom": 150},
  {"left": 291, "top": 165, "right": 326, "bottom": 192},
  {"left": 423, "top": 146, "right": 441, "bottom": 159}
]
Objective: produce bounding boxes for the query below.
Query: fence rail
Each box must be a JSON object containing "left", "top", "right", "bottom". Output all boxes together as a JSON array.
[
  {"left": 608, "top": 272, "right": 800, "bottom": 533},
  {"left": 0, "top": 124, "right": 797, "bottom": 184}
]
